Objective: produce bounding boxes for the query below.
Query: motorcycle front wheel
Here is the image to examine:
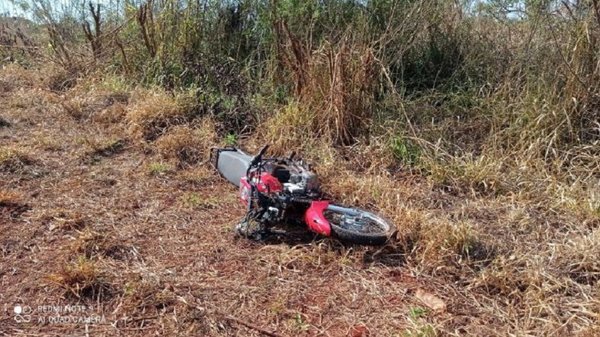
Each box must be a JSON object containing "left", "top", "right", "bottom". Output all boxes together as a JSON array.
[{"left": 323, "top": 205, "right": 395, "bottom": 245}]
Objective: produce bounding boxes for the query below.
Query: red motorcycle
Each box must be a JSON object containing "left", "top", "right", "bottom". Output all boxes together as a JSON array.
[{"left": 211, "top": 145, "right": 395, "bottom": 245}]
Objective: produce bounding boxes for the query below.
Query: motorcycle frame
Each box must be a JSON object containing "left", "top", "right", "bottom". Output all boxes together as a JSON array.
[{"left": 212, "top": 147, "right": 334, "bottom": 236}]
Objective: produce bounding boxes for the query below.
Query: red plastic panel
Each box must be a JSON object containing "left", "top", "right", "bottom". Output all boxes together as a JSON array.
[{"left": 304, "top": 201, "right": 332, "bottom": 236}]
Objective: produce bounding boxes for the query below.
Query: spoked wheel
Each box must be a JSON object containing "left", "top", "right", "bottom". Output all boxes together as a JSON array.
[{"left": 323, "top": 205, "right": 395, "bottom": 245}]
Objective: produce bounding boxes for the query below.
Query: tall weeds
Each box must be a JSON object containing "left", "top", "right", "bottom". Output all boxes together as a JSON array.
[
  {"left": 15, "top": 0, "right": 597, "bottom": 209},
  {"left": 7, "top": 1, "right": 600, "bottom": 334}
]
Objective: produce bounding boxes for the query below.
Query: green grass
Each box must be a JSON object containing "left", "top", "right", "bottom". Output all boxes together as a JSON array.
[
  {"left": 403, "top": 325, "right": 436, "bottom": 337},
  {"left": 409, "top": 307, "right": 427, "bottom": 319},
  {"left": 224, "top": 133, "right": 237, "bottom": 146},
  {"left": 147, "top": 162, "right": 172, "bottom": 176},
  {"left": 390, "top": 136, "right": 421, "bottom": 167}
]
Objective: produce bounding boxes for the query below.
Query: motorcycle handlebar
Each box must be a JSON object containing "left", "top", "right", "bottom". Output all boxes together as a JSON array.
[
  {"left": 257, "top": 144, "right": 269, "bottom": 159},
  {"left": 249, "top": 145, "right": 269, "bottom": 167},
  {"left": 246, "top": 145, "right": 270, "bottom": 178}
]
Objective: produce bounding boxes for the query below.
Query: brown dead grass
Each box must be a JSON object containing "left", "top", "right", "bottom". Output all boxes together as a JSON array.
[
  {"left": 0, "top": 115, "right": 10, "bottom": 127},
  {"left": 0, "top": 64, "right": 38, "bottom": 93},
  {"left": 0, "top": 189, "right": 30, "bottom": 219},
  {"left": 62, "top": 91, "right": 129, "bottom": 122},
  {"left": 155, "top": 119, "right": 216, "bottom": 168},
  {"left": 46, "top": 210, "right": 88, "bottom": 231},
  {"left": 1, "top": 67, "right": 599, "bottom": 337},
  {"left": 125, "top": 89, "right": 189, "bottom": 141},
  {"left": 93, "top": 102, "right": 127, "bottom": 124},
  {"left": 274, "top": 138, "right": 600, "bottom": 335},
  {"left": 46, "top": 256, "right": 115, "bottom": 300},
  {"left": 44, "top": 67, "right": 78, "bottom": 92},
  {"left": 275, "top": 25, "right": 377, "bottom": 145},
  {"left": 0, "top": 147, "right": 36, "bottom": 173},
  {"left": 558, "top": 228, "right": 600, "bottom": 285}
]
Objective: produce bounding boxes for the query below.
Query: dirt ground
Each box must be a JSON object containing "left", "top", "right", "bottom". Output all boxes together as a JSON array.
[
  {"left": 0, "top": 79, "right": 451, "bottom": 337},
  {"left": 1, "top": 69, "right": 598, "bottom": 336}
]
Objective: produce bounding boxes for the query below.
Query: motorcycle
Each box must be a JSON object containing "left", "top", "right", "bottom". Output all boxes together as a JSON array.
[{"left": 211, "top": 145, "right": 395, "bottom": 245}]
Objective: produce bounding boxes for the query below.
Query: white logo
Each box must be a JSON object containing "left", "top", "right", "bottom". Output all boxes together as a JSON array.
[{"left": 13, "top": 305, "right": 32, "bottom": 323}]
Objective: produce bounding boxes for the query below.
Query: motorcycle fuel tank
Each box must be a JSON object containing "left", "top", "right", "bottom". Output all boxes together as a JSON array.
[{"left": 239, "top": 173, "right": 283, "bottom": 205}]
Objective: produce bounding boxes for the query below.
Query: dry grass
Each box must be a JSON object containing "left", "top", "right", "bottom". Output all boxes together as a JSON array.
[
  {"left": 558, "top": 228, "right": 600, "bottom": 285},
  {"left": 2, "top": 61, "right": 600, "bottom": 337},
  {"left": 274, "top": 26, "right": 377, "bottom": 146},
  {"left": 82, "top": 137, "right": 128, "bottom": 164},
  {"left": 46, "top": 256, "right": 114, "bottom": 300},
  {"left": 0, "top": 115, "right": 10, "bottom": 127},
  {"left": 155, "top": 119, "right": 216, "bottom": 168},
  {"left": 71, "top": 229, "right": 111, "bottom": 258},
  {"left": 44, "top": 67, "right": 78, "bottom": 92},
  {"left": 269, "top": 135, "right": 600, "bottom": 335},
  {"left": 146, "top": 161, "right": 174, "bottom": 176},
  {"left": 176, "top": 165, "right": 215, "bottom": 187},
  {"left": 262, "top": 102, "right": 316, "bottom": 152},
  {"left": 0, "top": 147, "right": 36, "bottom": 173},
  {"left": 45, "top": 209, "right": 88, "bottom": 231},
  {"left": 92, "top": 102, "right": 128, "bottom": 124},
  {"left": 62, "top": 90, "right": 129, "bottom": 122},
  {"left": 0, "top": 189, "right": 30, "bottom": 219},
  {"left": 125, "top": 89, "right": 188, "bottom": 141},
  {"left": 0, "top": 63, "right": 38, "bottom": 93}
]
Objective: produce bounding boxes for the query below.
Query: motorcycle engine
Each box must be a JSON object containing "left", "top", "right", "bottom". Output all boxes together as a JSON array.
[{"left": 282, "top": 164, "right": 320, "bottom": 196}]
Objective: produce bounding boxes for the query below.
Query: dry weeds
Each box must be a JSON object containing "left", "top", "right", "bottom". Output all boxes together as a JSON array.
[
  {"left": 46, "top": 256, "right": 115, "bottom": 300},
  {"left": 1, "top": 64, "right": 599, "bottom": 336},
  {"left": 0, "top": 147, "right": 36, "bottom": 173},
  {"left": 155, "top": 119, "right": 216, "bottom": 168},
  {"left": 126, "top": 89, "right": 188, "bottom": 141}
]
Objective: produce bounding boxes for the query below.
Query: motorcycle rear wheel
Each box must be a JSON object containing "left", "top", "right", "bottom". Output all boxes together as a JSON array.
[{"left": 323, "top": 205, "right": 394, "bottom": 245}]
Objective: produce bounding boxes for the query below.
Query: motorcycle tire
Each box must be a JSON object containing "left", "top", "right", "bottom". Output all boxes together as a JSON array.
[{"left": 323, "top": 205, "right": 395, "bottom": 245}]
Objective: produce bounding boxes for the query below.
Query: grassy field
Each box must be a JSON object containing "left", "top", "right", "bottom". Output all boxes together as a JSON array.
[
  {"left": 1, "top": 0, "right": 600, "bottom": 336},
  {"left": 0, "top": 65, "right": 441, "bottom": 336}
]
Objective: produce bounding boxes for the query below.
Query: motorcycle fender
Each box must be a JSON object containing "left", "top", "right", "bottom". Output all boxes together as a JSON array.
[{"left": 304, "top": 201, "right": 332, "bottom": 236}]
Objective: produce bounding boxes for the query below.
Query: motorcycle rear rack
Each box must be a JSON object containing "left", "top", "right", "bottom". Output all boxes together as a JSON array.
[{"left": 209, "top": 146, "right": 237, "bottom": 170}]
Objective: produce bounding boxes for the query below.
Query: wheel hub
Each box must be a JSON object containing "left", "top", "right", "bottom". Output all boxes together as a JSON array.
[{"left": 342, "top": 214, "right": 365, "bottom": 230}]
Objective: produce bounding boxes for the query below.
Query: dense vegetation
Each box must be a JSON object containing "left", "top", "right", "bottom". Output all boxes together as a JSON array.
[
  {"left": 6, "top": 0, "right": 599, "bottom": 173},
  {"left": 1, "top": 0, "right": 599, "bottom": 335}
]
